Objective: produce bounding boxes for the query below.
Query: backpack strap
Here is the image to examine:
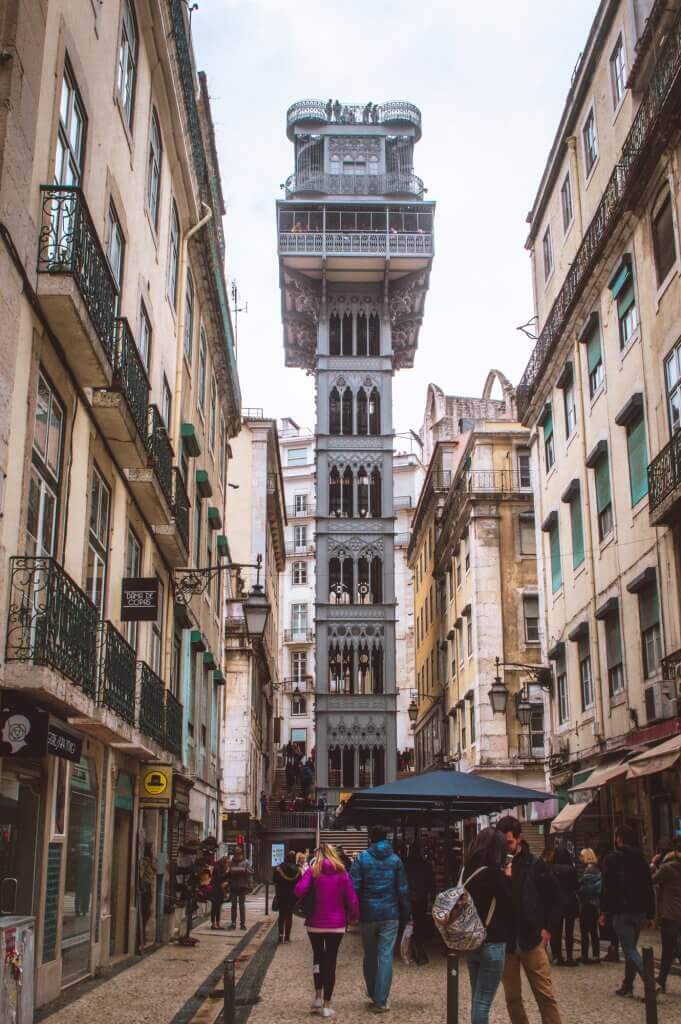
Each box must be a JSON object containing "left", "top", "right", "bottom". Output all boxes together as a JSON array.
[
  {"left": 462, "top": 866, "right": 487, "bottom": 887},
  {"left": 463, "top": 866, "right": 496, "bottom": 927}
]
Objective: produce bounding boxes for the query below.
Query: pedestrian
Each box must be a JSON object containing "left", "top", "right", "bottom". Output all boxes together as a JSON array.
[
  {"left": 600, "top": 824, "right": 655, "bottom": 998},
  {"left": 461, "top": 826, "right": 513, "bottom": 1024},
  {"left": 651, "top": 839, "right": 681, "bottom": 993},
  {"left": 297, "top": 851, "right": 310, "bottom": 874},
  {"left": 577, "top": 848, "right": 602, "bottom": 964},
  {"left": 325, "top": 98, "right": 333, "bottom": 120},
  {"left": 595, "top": 840, "right": 619, "bottom": 961},
  {"left": 350, "top": 825, "right": 411, "bottom": 1013},
  {"left": 260, "top": 791, "right": 269, "bottom": 818},
  {"left": 317, "top": 794, "right": 328, "bottom": 814},
  {"left": 405, "top": 844, "right": 436, "bottom": 965},
  {"left": 273, "top": 850, "right": 301, "bottom": 944},
  {"left": 295, "top": 843, "right": 359, "bottom": 1018},
  {"left": 138, "top": 842, "right": 155, "bottom": 948},
  {"left": 210, "top": 855, "right": 230, "bottom": 930},
  {"left": 496, "top": 815, "right": 563, "bottom": 1024},
  {"left": 548, "top": 848, "right": 580, "bottom": 966},
  {"left": 227, "top": 846, "right": 253, "bottom": 931}
]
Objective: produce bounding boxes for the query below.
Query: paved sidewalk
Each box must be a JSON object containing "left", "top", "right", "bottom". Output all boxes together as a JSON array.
[{"left": 249, "top": 923, "right": 681, "bottom": 1024}]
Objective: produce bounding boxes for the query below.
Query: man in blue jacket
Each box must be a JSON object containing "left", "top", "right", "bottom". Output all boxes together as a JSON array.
[{"left": 350, "top": 826, "right": 411, "bottom": 1013}]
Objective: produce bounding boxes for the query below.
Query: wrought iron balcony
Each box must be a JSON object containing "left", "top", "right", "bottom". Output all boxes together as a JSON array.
[
  {"left": 662, "top": 647, "right": 681, "bottom": 685},
  {"left": 37, "top": 185, "right": 118, "bottom": 376},
  {"left": 393, "top": 495, "right": 414, "bottom": 509},
  {"left": 284, "top": 171, "right": 425, "bottom": 199},
  {"left": 98, "top": 621, "right": 136, "bottom": 724},
  {"left": 648, "top": 432, "right": 681, "bottom": 525},
  {"left": 287, "top": 503, "right": 315, "bottom": 518},
  {"left": 173, "top": 467, "right": 191, "bottom": 550},
  {"left": 279, "top": 231, "right": 433, "bottom": 258},
  {"left": 517, "top": 6, "right": 681, "bottom": 421},
  {"left": 138, "top": 660, "right": 165, "bottom": 745},
  {"left": 283, "top": 628, "right": 315, "bottom": 644},
  {"left": 5, "top": 556, "right": 99, "bottom": 695},
  {"left": 146, "top": 404, "right": 174, "bottom": 508},
  {"left": 286, "top": 99, "right": 421, "bottom": 139},
  {"left": 225, "top": 616, "right": 247, "bottom": 636},
  {"left": 164, "top": 689, "right": 183, "bottom": 757},
  {"left": 112, "top": 318, "right": 150, "bottom": 442},
  {"left": 280, "top": 675, "right": 315, "bottom": 691},
  {"left": 285, "top": 542, "right": 315, "bottom": 555}
]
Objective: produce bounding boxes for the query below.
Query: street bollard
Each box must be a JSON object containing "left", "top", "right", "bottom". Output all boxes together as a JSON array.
[
  {"left": 265, "top": 881, "right": 270, "bottom": 916},
  {"left": 446, "top": 952, "right": 459, "bottom": 1024},
  {"left": 642, "top": 946, "right": 658, "bottom": 1024},
  {"left": 223, "top": 956, "right": 236, "bottom": 1024}
]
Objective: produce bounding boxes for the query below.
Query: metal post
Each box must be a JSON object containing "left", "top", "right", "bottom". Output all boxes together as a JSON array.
[
  {"left": 265, "top": 881, "right": 270, "bottom": 916},
  {"left": 642, "top": 947, "right": 658, "bottom": 1024},
  {"left": 223, "top": 957, "right": 236, "bottom": 1024},
  {"left": 447, "top": 952, "right": 459, "bottom": 1024}
]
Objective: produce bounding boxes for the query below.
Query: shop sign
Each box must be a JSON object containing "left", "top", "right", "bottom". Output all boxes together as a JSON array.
[
  {"left": 0, "top": 696, "right": 82, "bottom": 762},
  {"left": 121, "top": 577, "right": 159, "bottom": 621},
  {"left": 47, "top": 719, "right": 82, "bottom": 762},
  {"left": 271, "top": 843, "right": 285, "bottom": 867},
  {"left": 140, "top": 764, "right": 172, "bottom": 808}
]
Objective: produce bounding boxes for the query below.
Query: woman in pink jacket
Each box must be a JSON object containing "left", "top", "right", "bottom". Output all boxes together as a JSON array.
[{"left": 294, "top": 843, "right": 359, "bottom": 1018}]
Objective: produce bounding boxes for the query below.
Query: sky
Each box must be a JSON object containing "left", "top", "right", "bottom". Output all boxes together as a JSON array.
[{"left": 192, "top": 0, "right": 598, "bottom": 436}]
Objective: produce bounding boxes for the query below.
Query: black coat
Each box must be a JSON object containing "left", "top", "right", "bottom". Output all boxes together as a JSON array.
[
  {"left": 273, "top": 863, "right": 300, "bottom": 910},
  {"left": 508, "top": 842, "right": 560, "bottom": 952},
  {"left": 551, "top": 862, "right": 579, "bottom": 917},
  {"left": 463, "top": 864, "right": 514, "bottom": 946},
  {"left": 406, "top": 858, "right": 436, "bottom": 904},
  {"left": 601, "top": 845, "right": 654, "bottom": 917}
]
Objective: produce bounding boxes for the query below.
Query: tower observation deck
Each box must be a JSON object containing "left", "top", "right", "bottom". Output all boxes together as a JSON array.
[{"left": 277, "top": 98, "right": 435, "bottom": 799}]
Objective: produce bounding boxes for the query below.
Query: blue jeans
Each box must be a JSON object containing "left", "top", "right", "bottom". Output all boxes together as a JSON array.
[
  {"left": 612, "top": 912, "right": 646, "bottom": 989},
  {"left": 466, "top": 942, "right": 506, "bottom": 1024},
  {"left": 360, "top": 919, "right": 399, "bottom": 1007}
]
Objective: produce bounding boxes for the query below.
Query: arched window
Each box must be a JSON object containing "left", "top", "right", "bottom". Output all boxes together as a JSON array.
[
  {"left": 357, "top": 557, "right": 370, "bottom": 604},
  {"left": 330, "top": 313, "right": 341, "bottom": 355},
  {"left": 357, "top": 643, "right": 371, "bottom": 694},
  {"left": 370, "top": 467, "right": 382, "bottom": 517},
  {"left": 341, "top": 388, "right": 353, "bottom": 435},
  {"left": 329, "top": 387, "right": 341, "bottom": 434},
  {"left": 329, "top": 466, "right": 341, "bottom": 515},
  {"left": 372, "top": 644, "right": 384, "bottom": 694},
  {"left": 356, "top": 314, "right": 368, "bottom": 355},
  {"left": 342, "top": 746, "right": 355, "bottom": 788},
  {"left": 342, "top": 467, "right": 353, "bottom": 516},
  {"left": 372, "top": 746, "right": 385, "bottom": 785},
  {"left": 329, "top": 642, "right": 354, "bottom": 694},
  {"left": 356, "top": 388, "right": 368, "bottom": 435},
  {"left": 369, "top": 313, "right": 380, "bottom": 355},
  {"left": 146, "top": 108, "right": 162, "bottom": 228},
  {"left": 328, "top": 746, "right": 342, "bottom": 786},
  {"left": 371, "top": 556, "right": 383, "bottom": 603},
  {"left": 357, "top": 466, "right": 369, "bottom": 518},
  {"left": 329, "top": 556, "right": 353, "bottom": 603},
  {"left": 358, "top": 746, "right": 372, "bottom": 787},
  {"left": 292, "top": 694, "right": 307, "bottom": 716},
  {"left": 342, "top": 313, "right": 353, "bottom": 355},
  {"left": 652, "top": 183, "right": 677, "bottom": 285},
  {"left": 368, "top": 387, "right": 381, "bottom": 435}
]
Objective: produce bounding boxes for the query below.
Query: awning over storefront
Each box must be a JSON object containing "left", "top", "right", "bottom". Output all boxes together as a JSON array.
[
  {"left": 569, "top": 757, "right": 629, "bottom": 792},
  {"left": 626, "top": 734, "right": 681, "bottom": 779},
  {"left": 550, "top": 801, "right": 590, "bottom": 834}
]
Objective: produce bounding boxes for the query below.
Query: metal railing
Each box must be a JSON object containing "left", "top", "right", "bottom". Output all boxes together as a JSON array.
[
  {"left": 278, "top": 232, "right": 433, "bottom": 257},
  {"left": 393, "top": 495, "right": 414, "bottom": 509},
  {"left": 662, "top": 647, "right": 681, "bottom": 682},
  {"left": 112, "top": 318, "right": 150, "bottom": 440},
  {"left": 286, "top": 99, "right": 421, "bottom": 136},
  {"left": 279, "top": 675, "right": 315, "bottom": 691},
  {"left": 165, "top": 689, "right": 183, "bottom": 757},
  {"left": 285, "top": 542, "right": 315, "bottom": 555},
  {"left": 225, "top": 617, "right": 247, "bottom": 636},
  {"left": 284, "top": 171, "right": 425, "bottom": 198},
  {"left": 287, "top": 503, "right": 315, "bottom": 517},
  {"left": 173, "top": 467, "right": 191, "bottom": 549},
  {"left": 147, "top": 404, "right": 173, "bottom": 508},
  {"left": 242, "top": 406, "right": 265, "bottom": 419},
  {"left": 138, "top": 661, "right": 165, "bottom": 744},
  {"left": 99, "top": 621, "right": 136, "bottom": 724},
  {"left": 37, "top": 185, "right": 118, "bottom": 364},
  {"left": 283, "top": 628, "right": 315, "bottom": 643},
  {"left": 5, "top": 556, "right": 99, "bottom": 695},
  {"left": 648, "top": 431, "right": 681, "bottom": 517},
  {"left": 517, "top": 7, "right": 681, "bottom": 421},
  {"left": 265, "top": 811, "right": 319, "bottom": 830},
  {"left": 433, "top": 470, "right": 453, "bottom": 491}
]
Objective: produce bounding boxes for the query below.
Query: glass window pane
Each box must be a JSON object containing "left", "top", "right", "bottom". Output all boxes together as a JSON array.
[{"left": 47, "top": 396, "right": 63, "bottom": 476}]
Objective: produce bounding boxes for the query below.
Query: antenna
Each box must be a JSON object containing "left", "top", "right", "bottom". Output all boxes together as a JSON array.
[{"left": 230, "top": 279, "right": 248, "bottom": 357}]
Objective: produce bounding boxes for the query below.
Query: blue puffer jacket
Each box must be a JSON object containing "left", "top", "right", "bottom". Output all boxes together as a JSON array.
[{"left": 350, "top": 840, "right": 411, "bottom": 923}]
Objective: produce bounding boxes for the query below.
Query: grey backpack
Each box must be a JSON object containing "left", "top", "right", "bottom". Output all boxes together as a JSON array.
[{"left": 432, "top": 867, "right": 497, "bottom": 952}]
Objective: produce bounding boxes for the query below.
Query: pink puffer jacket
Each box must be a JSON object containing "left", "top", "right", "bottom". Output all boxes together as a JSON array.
[{"left": 294, "top": 858, "right": 359, "bottom": 929}]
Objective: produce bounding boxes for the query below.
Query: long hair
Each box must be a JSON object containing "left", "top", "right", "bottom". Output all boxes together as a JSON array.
[
  {"left": 465, "top": 826, "right": 506, "bottom": 871},
  {"left": 579, "top": 848, "right": 598, "bottom": 866},
  {"left": 312, "top": 843, "right": 346, "bottom": 876}
]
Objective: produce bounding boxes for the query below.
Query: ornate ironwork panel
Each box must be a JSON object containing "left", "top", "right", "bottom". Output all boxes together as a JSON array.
[
  {"left": 648, "top": 431, "right": 681, "bottom": 515},
  {"left": 173, "top": 467, "right": 191, "bottom": 549},
  {"left": 146, "top": 404, "right": 173, "bottom": 507},
  {"left": 112, "top": 318, "right": 150, "bottom": 440},
  {"left": 286, "top": 99, "right": 421, "bottom": 136},
  {"left": 168, "top": 0, "right": 206, "bottom": 184},
  {"left": 5, "top": 556, "right": 98, "bottom": 693},
  {"left": 138, "top": 660, "right": 165, "bottom": 744},
  {"left": 99, "top": 621, "right": 136, "bottom": 724},
  {"left": 285, "top": 172, "right": 425, "bottom": 198},
  {"left": 164, "top": 689, "right": 183, "bottom": 756}
]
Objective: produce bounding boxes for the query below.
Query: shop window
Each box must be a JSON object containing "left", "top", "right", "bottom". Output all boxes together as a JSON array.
[{"left": 62, "top": 756, "right": 98, "bottom": 984}]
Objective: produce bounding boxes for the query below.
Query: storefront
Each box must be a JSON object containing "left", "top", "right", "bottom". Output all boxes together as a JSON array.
[{"left": 61, "top": 755, "right": 98, "bottom": 984}]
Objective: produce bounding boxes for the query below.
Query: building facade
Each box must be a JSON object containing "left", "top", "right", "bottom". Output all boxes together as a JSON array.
[
  {"left": 0, "top": 1, "right": 239, "bottom": 1003},
  {"left": 277, "top": 99, "right": 434, "bottom": 801},
  {"left": 518, "top": 0, "right": 681, "bottom": 851}
]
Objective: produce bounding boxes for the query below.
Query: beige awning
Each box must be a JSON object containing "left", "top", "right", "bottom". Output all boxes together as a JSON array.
[
  {"left": 626, "top": 734, "right": 681, "bottom": 780},
  {"left": 550, "top": 801, "right": 590, "bottom": 834},
  {"left": 570, "top": 757, "right": 629, "bottom": 792}
]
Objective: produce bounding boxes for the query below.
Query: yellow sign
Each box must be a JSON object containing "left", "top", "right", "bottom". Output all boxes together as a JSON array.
[{"left": 140, "top": 764, "right": 172, "bottom": 808}]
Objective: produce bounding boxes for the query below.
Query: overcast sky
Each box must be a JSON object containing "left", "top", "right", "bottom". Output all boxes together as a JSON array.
[{"left": 192, "top": 0, "right": 597, "bottom": 436}]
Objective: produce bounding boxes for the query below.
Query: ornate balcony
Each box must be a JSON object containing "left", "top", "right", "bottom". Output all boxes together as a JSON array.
[
  {"left": 648, "top": 431, "right": 681, "bottom": 525},
  {"left": 37, "top": 185, "right": 117, "bottom": 388},
  {"left": 5, "top": 556, "right": 99, "bottom": 697},
  {"left": 283, "top": 628, "right": 315, "bottom": 644},
  {"left": 279, "top": 675, "right": 315, "bottom": 691},
  {"left": 279, "top": 231, "right": 433, "bottom": 258},
  {"left": 125, "top": 404, "right": 173, "bottom": 525},
  {"left": 164, "top": 690, "right": 183, "bottom": 757},
  {"left": 284, "top": 171, "right": 425, "bottom": 199},
  {"left": 287, "top": 502, "right": 316, "bottom": 518},
  {"left": 98, "top": 621, "right": 136, "bottom": 725},
  {"left": 286, "top": 99, "right": 422, "bottom": 140},
  {"left": 91, "top": 318, "right": 150, "bottom": 469},
  {"left": 138, "top": 660, "right": 165, "bottom": 745},
  {"left": 154, "top": 467, "right": 190, "bottom": 566}
]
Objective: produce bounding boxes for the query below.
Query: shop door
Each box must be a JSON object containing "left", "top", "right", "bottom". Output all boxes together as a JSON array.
[
  {"left": 110, "top": 773, "right": 134, "bottom": 957},
  {"left": 0, "top": 764, "right": 42, "bottom": 915},
  {"left": 62, "top": 756, "right": 98, "bottom": 985}
]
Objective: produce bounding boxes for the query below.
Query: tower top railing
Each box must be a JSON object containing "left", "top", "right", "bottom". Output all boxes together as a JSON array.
[{"left": 286, "top": 100, "right": 422, "bottom": 140}]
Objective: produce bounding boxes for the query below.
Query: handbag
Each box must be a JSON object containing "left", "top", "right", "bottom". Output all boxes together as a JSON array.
[
  {"left": 272, "top": 894, "right": 279, "bottom": 912},
  {"left": 293, "top": 877, "right": 316, "bottom": 919}
]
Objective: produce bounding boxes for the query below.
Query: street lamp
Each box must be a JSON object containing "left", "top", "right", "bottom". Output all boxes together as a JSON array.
[
  {"left": 407, "top": 698, "right": 418, "bottom": 725},
  {"left": 488, "top": 657, "right": 509, "bottom": 715},
  {"left": 242, "top": 582, "right": 270, "bottom": 639},
  {"left": 515, "top": 688, "right": 532, "bottom": 726}
]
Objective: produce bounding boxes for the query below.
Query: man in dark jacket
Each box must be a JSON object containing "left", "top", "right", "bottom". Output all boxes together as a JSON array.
[
  {"left": 652, "top": 843, "right": 681, "bottom": 992},
  {"left": 497, "top": 816, "right": 562, "bottom": 1024},
  {"left": 350, "top": 827, "right": 411, "bottom": 1013},
  {"left": 600, "top": 825, "right": 655, "bottom": 997}
]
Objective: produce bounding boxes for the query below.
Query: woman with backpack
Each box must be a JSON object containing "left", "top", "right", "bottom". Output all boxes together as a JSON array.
[
  {"left": 294, "top": 843, "right": 359, "bottom": 1018},
  {"left": 577, "top": 848, "right": 602, "bottom": 963},
  {"left": 273, "top": 850, "right": 301, "bottom": 943},
  {"left": 460, "top": 827, "right": 513, "bottom": 1024}
]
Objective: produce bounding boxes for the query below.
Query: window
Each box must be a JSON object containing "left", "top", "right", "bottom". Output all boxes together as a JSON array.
[
  {"left": 562, "top": 378, "right": 576, "bottom": 438},
  {"left": 161, "top": 375, "right": 172, "bottom": 430},
  {"left": 294, "top": 493, "right": 308, "bottom": 513},
  {"left": 138, "top": 302, "right": 151, "bottom": 371},
  {"left": 292, "top": 561, "right": 308, "bottom": 585},
  {"left": 542, "top": 406, "right": 555, "bottom": 471},
  {"left": 604, "top": 612, "right": 625, "bottom": 697},
  {"left": 469, "top": 697, "right": 476, "bottom": 744},
  {"left": 460, "top": 704, "right": 467, "bottom": 751},
  {"left": 117, "top": 0, "right": 138, "bottom": 127},
  {"left": 542, "top": 226, "right": 553, "bottom": 281},
  {"left": 28, "top": 371, "right": 64, "bottom": 557},
  {"left": 583, "top": 109, "right": 598, "bottom": 177},
  {"left": 523, "top": 595, "right": 539, "bottom": 643},
  {"left": 517, "top": 449, "right": 531, "bottom": 489},
  {"left": 146, "top": 108, "right": 162, "bottom": 227},
  {"left": 549, "top": 521, "right": 562, "bottom": 593},
  {"left": 197, "top": 328, "right": 207, "bottom": 412},
  {"left": 288, "top": 447, "right": 308, "bottom": 466},
  {"left": 292, "top": 694, "right": 307, "bottom": 716},
  {"left": 87, "top": 465, "right": 111, "bottom": 615},
  {"left": 610, "top": 35, "right": 626, "bottom": 109},
  {"left": 458, "top": 625, "right": 464, "bottom": 668},
  {"left": 205, "top": 527, "right": 213, "bottom": 605},
  {"left": 219, "top": 414, "right": 227, "bottom": 491},
  {"left": 652, "top": 186, "right": 677, "bottom": 285},
  {"left": 519, "top": 514, "right": 536, "bottom": 556},
  {"left": 626, "top": 412, "right": 649, "bottom": 505},
  {"left": 593, "top": 451, "right": 613, "bottom": 541},
  {"left": 290, "top": 603, "right": 308, "bottom": 633},
  {"left": 464, "top": 533, "right": 470, "bottom": 573},
  {"left": 209, "top": 374, "right": 217, "bottom": 452},
  {"left": 530, "top": 706, "right": 545, "bottom": 755},
  {"left": 291, "top": 650, "right": 307, "bottom": 681},
  {"left": 585, "top": 320, "right": 604, "bottom": 397},
  {"left": 455, "top": 555, "right": 462, "bottom": 587},
  {"left": 639, "top": 584, "right": 662, "bottom": 678},
  {"left": 467, "top": 618, "right": 473, "bottom": 659},
  {"left": 610, "top": 258, "right": 638, "bottom": 348},
  {"left": 193, "top": 497, "right": 202, "bottom": 566},
  {"left": 578, "top": 634, "right": 594, "bottom": 710},
  {"left": 124, "top": 527, "right": 142, "bottom": 651},
  {"left": 556, "top": 653, "right": 569, "bottom": 725},
  {"left": 184, "top": 273, "right": 195, "bottom": 363},
  {"left": 150, "top": 577, "right": 164, "bottom": 674},
  {"left": 665, "top": 338, "right": 681, "bottom": 435},
  {"left": 106, "top": 202, "right": 125, "bottom": 296},
  {"left": 569, "top": 491, "right": 585, "bottom": 569},
  {"left": 55, "top": 62, "right": 86, "bottom": 186},
  {"left": 561, "top": 172, "right": 573, "bottom": 232},
  {"left": 294, "top": 525, "right": 307, "bottom": 551},
  {"left": 167, "top": 201, "right": 180, "bottom": 307}
]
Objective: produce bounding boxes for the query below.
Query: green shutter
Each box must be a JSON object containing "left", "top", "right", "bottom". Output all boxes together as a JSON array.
[
  {"left": 627, "top": 416, "right": 649, "bottom": 505},
  {"left": 594, "top": 455, "right": 611, "bottom": 513},
  {"left": 570, "top": 495, "right": 585, "bottom": 568},
  {"left": 605, "top": 615, "right": 623, "bottom": 669},
  {"left": 550, "top": 524, "right": 562, "bottom": 592},
  {"left": 610, "top": 261, "right": 632, "bottom": 299},
  {"left": 586, "top": 328, "right": 602, "bottom": 372},
  {"left": 617, "top": 280, "right": 636, "bottom": 318},
  {"left": 543, "top": 407, "right": 553, "bottom": 440},
  {"left": 638, "top": 586, "right": 659, "bottom": 633}
]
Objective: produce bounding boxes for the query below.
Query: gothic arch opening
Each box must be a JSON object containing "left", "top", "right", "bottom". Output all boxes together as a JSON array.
[
  {"left": 368, "top": 387, "right": 380, "bottom": 435},
  {"left": 356, "top": 387, "right": 368, "bottom": 434},
  {"left": 341, "top": 387, "right": 353, "bottom": 435},
  {"left": 342, "top": 313, "right": 353, "bottom": 356},
  {"left": 357, "top": 313, "right": 368, "bottom": 356},
  {"left": 369, "top": 313, "right": 380, "bottom": 355},
  {"left": 330, "top": 313, "right": 341, "bottom": 355},
  {"left": 370, "top": 467, "right": 382, "bottom": 517},
  {"left": 329, "top": 387, "right": 341, "bottom": 434}
]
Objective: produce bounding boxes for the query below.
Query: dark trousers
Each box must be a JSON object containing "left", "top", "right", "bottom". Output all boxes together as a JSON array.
[
  {"left": 231, "top": 892, "right": 246, "bottom": 927},
  {"left": 579, "top": 903, "right": 600, "bottom": 959},
  {"left": 278, "top": 908, "right": 293, "bottom": 940},
  {"left": 211, "top": 895, "right": 223, "bottom": 926},
  {"left": 612, "top": 911, "right": 645, "bottom": 989},
  {"left": 308, "top": 932, "right": 343, "bottom": 1002},
  {"left": 551, "top": 912, "right": 576, "bottom": 961},
  {"left": 412, "top": 897, "right": 430, "bottom": 964},
  {"left": 659, "top": 918, "right": 681, "bottom": 985}
]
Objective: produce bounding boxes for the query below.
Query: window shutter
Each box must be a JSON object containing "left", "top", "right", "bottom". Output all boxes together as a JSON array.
[
  {"left": 605, "top": 615, "right": 622, "bottom": 668},
  {"left": 570, "top": 495, "right": 585, "bottom": 568},
  {"left": 627, "top": 416, "right": 649, "bottom": 504},
  {"left": 609, "top": 260, "right": 632, "bottom": 299},
  {"left": 638, "top": 586, "right": 659, "bottom": 633},
  {"left": 586, "top": 328, "right": 602, "bottom": 373},
  {"left": 594, "top": 455, "right": 611, "bottom": 513},
  {"left": 617, "top": 280, "right": 636, "bottom": 317},
  {"left": 543, "top": 407, "right": 553, "bottom": 440},
  {"left": 550, "top": 525, "right": 562, "bottom": 592}
]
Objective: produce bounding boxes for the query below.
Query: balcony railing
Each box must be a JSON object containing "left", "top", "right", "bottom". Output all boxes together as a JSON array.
[
  {"left": 279, "top": 231, "right": 433, "bottom": 257},
  {"left": 517, "top": 6, "right": 681, "bottom": 421},
  {"left": 138, "top": 661, "right": 165, "bottom": 744},
  {"left": 173, "top": 467, "right": 191, "bottom": 549},
  {"left": 432, "top": 470, "right": 453, "bottom": 491},
  {"left": 225, "top": 617, "right": 247, "bottom": 636},
  {"left": 99, "top": 621, "right": 136, "bottom": 724},
  {"left": 280, "top": 675, "right": 315, "bottom": 691},
  {"left": 662, "top": 647, "right": 681, "bottom": 683},
  {"left": 393, "top": 495, "right": 414, "bottom": 509},
  {"left": 286, "top": 542, "right": 315, "bottom": 555},
  {"left": 147, "top": 404, "right": 173, "bottom": 508},
  {"left": 38, "top": 185, "right": 118, "bottom": 364},
  {"left": 286, "top": 99, "right": 421, "bottom": 137},
  {"left": 284, "top": 171, "right": 425, "bottom": 199},
  {"left": 283, "top": 628, "right": 315, "bottom": 643},
  {"left": 165, "top": 689, "right": 183, "bottom": 757},
  {"left": 648, "top": 431, "right": 681, "bottom": 519},
  {"left": 5, "top": 557, "right": 99, "bottom": 695},
  {"left": 111, "top": 318, "right": 150, "bottom": 441},
  {"left": 394, "top": 532, "right": 411, "bottom": 546},
  {"left": 287, "top": 503, "right": 315, "bottom": 518},
  {"left": 265, "top": 811, "right": 319, "bottom": 831}
]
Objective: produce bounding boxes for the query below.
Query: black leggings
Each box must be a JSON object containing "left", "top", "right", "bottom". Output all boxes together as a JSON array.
[
  {"left": 308, "top": 932, "right": 344, "bottom": 1002},
  {"left": 278, "top": 909, "right": 293, "bottom": 939},
  {"left": 551, "top": 913, "right": 576, "bottom": 960},
  {"left": 579, "top": 903, "right": 600, "bottom": 959},
  {"left": 211, "top": 895, "right": 223, "bottom": 926}
]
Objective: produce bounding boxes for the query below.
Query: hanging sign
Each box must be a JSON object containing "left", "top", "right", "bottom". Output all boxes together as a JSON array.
[
  {"left": 121, "top": 577, "right": 159, "bottom": 621},
  {"left": 140, "top": 764, "right": 173, "bottom": 808},
  {"left": 0, "top": 695, "right": 82, "bottom": 762}
]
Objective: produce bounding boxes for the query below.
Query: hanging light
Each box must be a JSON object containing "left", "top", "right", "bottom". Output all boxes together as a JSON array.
[
  {"left": 515, "top": 688, "right": 532, "bottom": 727},
  {"left": 488, "top": 658, "right": 509, "bottom": 715},
  {"left": 242, "top": 582, "right": 270, "bottom": 639},
  {"left": 407, "top": 698, "right": 418, "bottom": 724}
]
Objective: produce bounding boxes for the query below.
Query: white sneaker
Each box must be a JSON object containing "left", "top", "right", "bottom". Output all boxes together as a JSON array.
[
  {"left": 321, "top": 1009, "right": 335, "bottom": 1019},
  {"left": 310, "top": 998, "right": 323, "bottom": 1014}
]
